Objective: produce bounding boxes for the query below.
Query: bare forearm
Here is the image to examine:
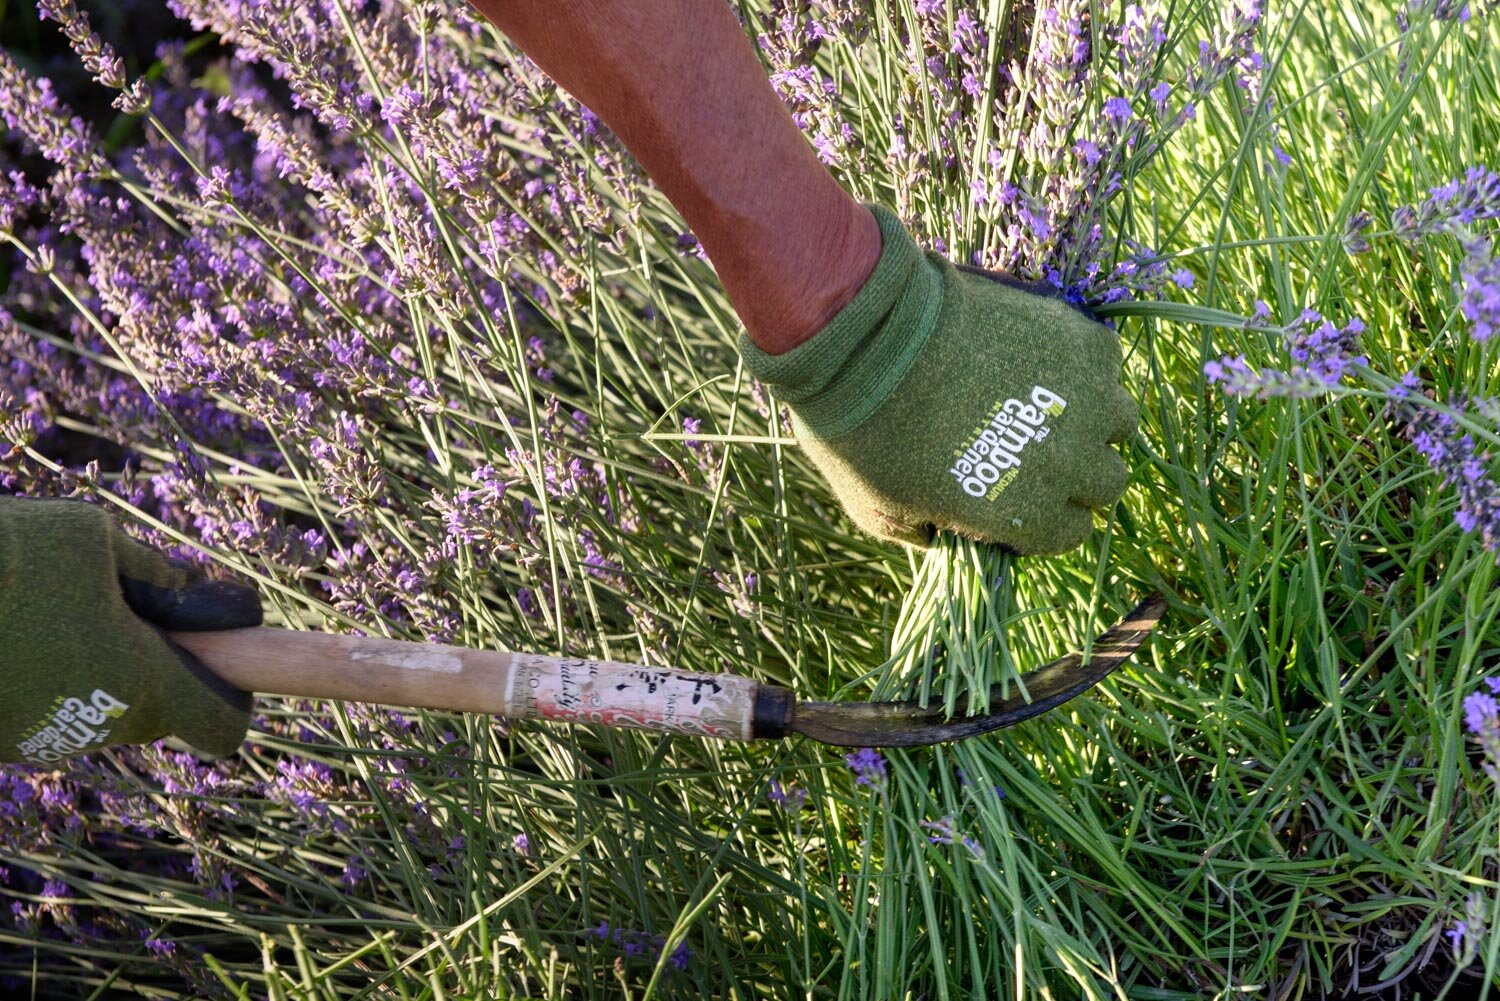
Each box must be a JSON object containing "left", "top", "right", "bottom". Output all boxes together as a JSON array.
[{"left": 472, "top": 0, "right": 880, "bottom": 353}]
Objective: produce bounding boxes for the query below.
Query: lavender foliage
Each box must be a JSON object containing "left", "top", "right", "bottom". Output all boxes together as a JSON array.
[
  {"left": 3, "top": 0, "right": 1493, "bottom": 993},
  {"left": 1209, "top": 158, "right": 1500, "bottom": 556},
  {"left": 0, "top": 0, "right": 680, "bottom": 986}
]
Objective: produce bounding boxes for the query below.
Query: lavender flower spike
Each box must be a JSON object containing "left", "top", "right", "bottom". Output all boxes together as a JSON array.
[
  {"left": 35, "top": 0, "right": 149, "bottom": 113},
  {"left": 1391, "top": 166, "right": 1500, "bottom": 241},
  {"left": 1205, "top": 308, "right": 1369, "bottom": 398},
  {"left": 1459, "top": 240, "right": 1500, "bottom": 341},
  {"left": 921, "top": 816, "right": 985, "bottom": 857},
  {"left": 844, "top": 747, "right": 887, "bottom": 787},
  {"left": 768, "top": 780, "right": 808, "bottom": 811},
  {"left": 0, "top": 51, "right": 108, "bottom": 174},
  {"left": 1342, "top": 211, "right": 1373, "bottom": 255},
  {"left": 1463, "top": 685, "right": 1500, "bottom": 779},
  {"left": 1385, "top": 386, "right": 1500, "bottom": 557}
]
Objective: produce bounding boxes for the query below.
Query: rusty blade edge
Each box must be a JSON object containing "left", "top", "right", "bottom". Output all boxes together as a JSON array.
[{"left": 789, "top": 593, "right": 1167, "bottom": 748}]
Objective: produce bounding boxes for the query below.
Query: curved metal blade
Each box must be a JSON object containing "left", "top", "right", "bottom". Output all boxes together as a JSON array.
[{"left": 789, "top": 593, "right": 1166, "bottom": 748}]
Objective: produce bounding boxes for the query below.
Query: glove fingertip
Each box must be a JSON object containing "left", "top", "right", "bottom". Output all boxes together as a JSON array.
[
  {"left": 858, "top": 506, "right": 934, "bottom": 548},
  {"left": 1010, "top": 506, "right": 1095, "bottom": 557},
  {"left": 977, "top": 536, "right": 1023, "bottom": 557},
  {"left": 156, "top": 629, "right": 253, "bottom": 757},
  {"left": 1107, "top": 392, "right": 1141, "bottom": 444},
  {"left": 158, "top": 734, "right": 237, "bottom": 762},
  {"left": 122, "top": 576, "right": 264, "bottom": 631},
  {"left": 904, "top": 521, "right": 938, "bottom": 548}
]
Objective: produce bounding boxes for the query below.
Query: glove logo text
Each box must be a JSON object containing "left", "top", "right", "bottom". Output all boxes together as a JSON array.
[
  {"left": 949, "top": 386, "right": 1067, "bottom": 500},
  {"left": 14, "top": 689, "right": 131, "bottom": 764}
]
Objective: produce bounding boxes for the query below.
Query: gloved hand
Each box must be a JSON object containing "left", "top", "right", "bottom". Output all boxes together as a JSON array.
[
  {"left": 739, "top": 203, "right": 1138, "bottom": 554},
  {"left": 0, "top": 496, "right": 261, "bottom": 765}
]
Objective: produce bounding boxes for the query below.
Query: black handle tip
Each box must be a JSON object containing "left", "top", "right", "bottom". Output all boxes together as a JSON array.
[{"left": 751, "top": 684, "right": 794, "bottom": 740}]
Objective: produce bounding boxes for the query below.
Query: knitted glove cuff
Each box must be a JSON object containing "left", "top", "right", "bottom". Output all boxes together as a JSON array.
[{"left": 738, "top": 203, "right": 944, "bottom": 439}]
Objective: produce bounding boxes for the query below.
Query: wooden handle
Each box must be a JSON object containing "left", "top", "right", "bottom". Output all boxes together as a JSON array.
[{"left": 169, "top": 628, "right": 763, "bottom": 741}]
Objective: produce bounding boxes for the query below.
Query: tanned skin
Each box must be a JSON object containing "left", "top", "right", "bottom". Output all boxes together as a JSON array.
[{"left": 472, "top": 0, "right": 883, "bottom": 355}]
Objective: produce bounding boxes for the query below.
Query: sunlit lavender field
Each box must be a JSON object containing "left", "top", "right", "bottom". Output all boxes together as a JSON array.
[{"left": 2, "top": 0, "right": 1499, "bottom": 997}]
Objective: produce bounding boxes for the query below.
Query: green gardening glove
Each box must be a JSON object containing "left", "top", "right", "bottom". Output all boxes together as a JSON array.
[
  {"left": 740, "top": 203, "right": 1139, "bottom": 554},
  {"left": 0, "top": 496, "right": 261, "bottom": 765}
]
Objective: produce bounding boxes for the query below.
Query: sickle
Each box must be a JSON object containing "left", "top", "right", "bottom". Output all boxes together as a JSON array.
[
  {"left": 774, "top": 592, "right": 1166, "bottom": 746},
  {"left": 172, "top": 594, "right": 1166, "bottom": 748}
]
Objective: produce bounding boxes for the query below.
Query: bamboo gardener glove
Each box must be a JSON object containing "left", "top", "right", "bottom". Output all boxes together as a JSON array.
[
  {"left": 0, "top": 496, "right": 261, "bottom": 765},
  {"left": 740, "top": 204, "right": 1138, "bottom": 554}
]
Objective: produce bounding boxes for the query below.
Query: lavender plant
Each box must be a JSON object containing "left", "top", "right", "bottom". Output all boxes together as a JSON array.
[
  {"left": 1206, "top": 166, "right": 1500, "bottom": 555},
  {"left": 2, "top": 0, "right": 1499, "bottom": 997},
  {"left": 768, "top": 0, "right": 1500, "bottom": 995},
  {"left": 865, "top": 0, "right": 1258, "bottom": 715}
]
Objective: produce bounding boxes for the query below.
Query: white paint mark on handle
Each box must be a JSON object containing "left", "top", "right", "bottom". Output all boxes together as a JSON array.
[
  {"left": 350, "top": 648, "right": 463, "bottom": 674},
  {"left": 503, "top": 656, "right": 757, "bottom": 740}
]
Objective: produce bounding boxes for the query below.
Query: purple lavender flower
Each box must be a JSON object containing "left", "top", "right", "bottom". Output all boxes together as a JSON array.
[
  {"left": 1016, "top": 198, "right": 1053, "bottom": 243},
  {"left": 1157, "top": 0, "right": 1263, "bottom": 142},
  {"left": 0, "top": 171, "right": 41, "bottom": 234},
  {"left": 1354, "top": 169, "right": 1500, "bottom": 342},
  {"left": 578, "top": 529, "right": 621, "bottom": 580},
  {"left": 1149, "top": 81, "right": 1171, "bottom": 114},
  {"left": 341, "top": 859, "right": 367, "bottom": 890},
  {"left": 1391, "top": 167, "right": 1500, "bottom": 240},
  {"left": 513, "top": 832, "right": 531, "bottom": 854},
  {"left": 35, "top": 0, "right": 149, "bottom": 112},
  {"left": 265, "top": 757, "right": 341, "bottom": 830},
  {"left": 1459, "top": 240, "right": 1500, "bottom": 341},
  {"left": 1289, "top": 312, "right": 1367, "bottom": 383},
  {"left": 0, "top": 52, "right": 108, "bottom": 174},
  {"left": 767, "top": 780, "right": 808, "bottom": 811},
  {"left": 1463, "top": 678, "right": 1500, "bottom": 747},
  {"left": 585, "top": 921, "right": 690, "bottom": 971},
  {"left": 1205, "top": 308, "right": 1368, "bottom": 397},
  {"left": 1465, "top": 691, "right": 1499, "bottom": 736},
  {"left": 844, "top": 747, "right": 887, "bottom": 787},
  {"left": 921, "top": 816, "right": 984, "bottom": 857},
  {"left": 1201, "top": 354, "right": 1251, "bottom": 392},
  {"left": 1443, "top": 889, "right": 1491, "bottom": 964},
  {"left": 145, "top": 936, "right": 179, "bottom": 959},
  {"left": 1385, "top": 387, "right": 1500, "bottom": 556},
  {"left": 1102, "top": 96, "right": 1134, "bottom": 129},
  {"left": 1342, "top": 211, "right": 1373, "bottom": 254}
]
